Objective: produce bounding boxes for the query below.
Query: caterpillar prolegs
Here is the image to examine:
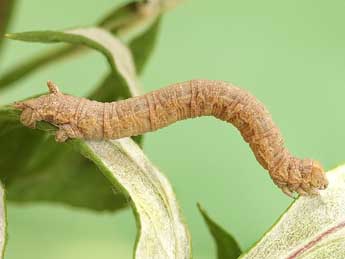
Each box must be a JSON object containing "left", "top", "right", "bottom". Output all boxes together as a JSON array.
[{"left": 14, "top": 79, "right": 328, "bottom": 197}]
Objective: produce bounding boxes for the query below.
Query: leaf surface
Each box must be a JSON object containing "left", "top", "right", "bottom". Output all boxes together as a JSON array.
[
  {"left": 0, "top": 105, "right": 192, "bottom": 258},
  {"left": 5, "top": 28, "right": 141, "bottom": 96},
  {"left": 198, "top": 204, "right": 242, "bottom": 259},
  {"left": 77, "top": 138, "right": 191, "bottom": 258},
  {"left": 241, "top": 165, "right": 345, "bottom": 259}
]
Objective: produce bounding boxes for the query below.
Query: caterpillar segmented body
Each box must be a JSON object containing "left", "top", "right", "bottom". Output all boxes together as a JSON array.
[{"left": 14, "top": 80, "right": 328, "bottom": 197}]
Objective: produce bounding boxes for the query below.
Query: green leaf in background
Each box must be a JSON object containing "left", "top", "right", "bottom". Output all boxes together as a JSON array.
[
  {"left": 0, "top": 45, "right": 77, "bottom": 90},
  {"left": 89, "top": 17, "right": 162, "bottom": 102},
  {"left": 98, "top": 0, "right": 177, "bottom": 36},
  {"left": 5, "top": 28, "right": 141, "bottom": 96},
  {"left": 77, "top": 138, "right": 191, "bottom": 258},
  {"left": 241, "top": 165, "right": 345, "bottom": 259},
  {"left": 0, "top": 182, "right": 6, "bottom": 259},
  {"left": 0, "top": 28, "right": 145, "bottom": 211},
  {"left": 0, "top": 0, "right": 176, "bottom": 90},
  {"left": 198, "top": 204, "right": 242, "bottom": 259},
  {"left": 0, "top": 0, "right": 16, "bottom": 55},
  {"left": 130, "top": 17, "right": 162, "bottom": 74},
  {"left": 98, "top": 1, "right": 148, "bottom": 33}
]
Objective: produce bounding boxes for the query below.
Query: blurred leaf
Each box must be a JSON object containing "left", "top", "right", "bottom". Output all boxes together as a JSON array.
[
  {"left": 5, "top": 28, "right": 141, "bottom": 96},
  {"left": 241, "top": 165, "right": 345, "bottom": 259},
  {"left": 0, "top": 45, "right": 77, "bottom": 89},
  {"left": 89, "top": 72, "right": 132, "bottom": 102},
  {"left": 198, "top": 204, "right": 242, "bottom": 259},
  {"left": 98, "top": 1, "right": 173, "bottom": 36},
  {"left": 98, "top": 1, "right": 144, "bottom": 33},
  {"left": 0, "top": 0, "right": 176, "bottom": 90},
  {"left": 77, "top": 138, "right": 191, "bottom": 258},
  {"left": 0, "top": 0, "right": 16, "bottom": 55},
  {"left": 89, "top": 17, "right": 162, "bottom": 102},
  {"left": 0, "top": 182, "right": 6, "bottom": 259},
  {"left": 130, "top": 17, "right": 162, "bottom": 74},
  {"left": 0, "top": 29, "right": 142, "bottom": 211}
]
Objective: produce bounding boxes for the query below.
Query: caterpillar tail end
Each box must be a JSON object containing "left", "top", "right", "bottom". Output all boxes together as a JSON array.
[{"left": 272, "top": 159, "right": 328, "bottom": 198}]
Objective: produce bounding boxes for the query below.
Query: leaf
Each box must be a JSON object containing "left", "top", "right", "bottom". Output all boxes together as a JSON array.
[
  {"left": 0, "top": 104, "right": 192, "bottom": 257},
  {"left": 129, "top": 17, "right": 162, "bottom": 74},
  {"left": 0, "top": 106, "right": 128, "bottom": 211},
  {"left": 89, "top": 16, "right": 162, "bottom": 102},
  {"left": 0, "top": 29, "right": 142, "bottom": 211},
  {"left": 241, "top": 165, "right": 345, "bottom": 259},
  {"left": 198, "top": 204, "right": 242, "bottom": 259},
  {"left": 0, "top": 182, "right": 6, "bottom": 259},
  {"left": 98, "top": 1, "right": 148, "bottom": 33},
  {"left": 76, "top": 138, "right": 191, "bottom": 258},
  {"left": 0, "top": 0, "right": 175, "bottom": 90},
  {"left": 98, "top": 1, "right": 175, "bottom": 35},
  {"left": 0, "top": 0, "right": 16, "bottom": 56},
  {"left": 0, "top": 45, "right": 77, "bottom": 88},
  {"left": 5, "top": 28, "right": 141, "bottom": 97}
]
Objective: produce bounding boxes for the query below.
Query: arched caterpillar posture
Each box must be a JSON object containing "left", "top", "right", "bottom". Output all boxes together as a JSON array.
[{"left": 14, "top": 80, "right": 328, "bottom": 197}]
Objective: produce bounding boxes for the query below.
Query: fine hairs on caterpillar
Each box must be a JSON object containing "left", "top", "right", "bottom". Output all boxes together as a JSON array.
[{"left": 14, "top": 79, "right": 328, "bottom": 197}]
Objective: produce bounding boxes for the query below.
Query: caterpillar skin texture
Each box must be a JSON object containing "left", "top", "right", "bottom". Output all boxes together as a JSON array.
[{"left": 14, "top": 80, "right": 328, "bottom": 197}]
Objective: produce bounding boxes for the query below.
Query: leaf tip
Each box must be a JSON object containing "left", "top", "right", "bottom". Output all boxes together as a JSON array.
[
  {"left": 196, "top": 202, "right": 205, "bottom": 214},
  {"left": 4, "top": 33, "right": 15, "bottom": 39}
]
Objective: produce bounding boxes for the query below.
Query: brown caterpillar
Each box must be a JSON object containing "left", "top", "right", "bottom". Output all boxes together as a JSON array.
[{"left": 14, "top": 80, "right": 328, "bottom": 197}]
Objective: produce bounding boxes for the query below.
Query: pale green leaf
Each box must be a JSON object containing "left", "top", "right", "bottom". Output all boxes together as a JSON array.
[
  {"left": 198, "top": 204, "right": 242, "bottom": 259},
  {"left": 5, "top": 28, "right": 141, "bottom": 96},
  {"left": 76, "top": 138, "right": 191, "bottom": 258},
  {"left": 241, "top": 165, "right": 345, "bottom": 259}
]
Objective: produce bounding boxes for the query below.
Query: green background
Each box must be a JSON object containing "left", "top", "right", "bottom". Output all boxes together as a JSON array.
[{"left": 1, "top": 0, "right": 345, "bottom": 258}]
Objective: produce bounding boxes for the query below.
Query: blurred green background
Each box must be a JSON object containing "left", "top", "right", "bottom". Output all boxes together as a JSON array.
[{"left": 1, "top": 0, "right": 345, "bottom": 258}]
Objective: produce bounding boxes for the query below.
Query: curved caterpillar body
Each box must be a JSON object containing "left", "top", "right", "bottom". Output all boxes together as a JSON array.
[{"left": 15, "top": 80, "right": 328, "bottom": 197}]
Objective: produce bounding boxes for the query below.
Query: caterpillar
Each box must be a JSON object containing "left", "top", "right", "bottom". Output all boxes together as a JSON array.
[{"left": 14, "top": 79, "right": 328, "bottom": 197}]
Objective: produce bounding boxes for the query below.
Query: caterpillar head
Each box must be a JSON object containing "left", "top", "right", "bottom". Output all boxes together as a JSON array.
[{"left": 14, "top": 81, "right": 65, "bottom": 128}]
